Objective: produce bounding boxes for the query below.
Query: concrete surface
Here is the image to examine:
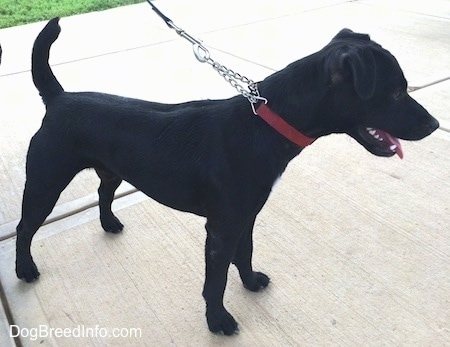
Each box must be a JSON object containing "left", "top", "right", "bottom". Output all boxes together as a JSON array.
[{"left": 0, "top": 0, "right": 449, "bottom": 345}]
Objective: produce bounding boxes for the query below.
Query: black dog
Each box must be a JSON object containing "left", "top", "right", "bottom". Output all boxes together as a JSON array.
[{"left": 16, "top": 18, "right": 439, "bottom": 335}]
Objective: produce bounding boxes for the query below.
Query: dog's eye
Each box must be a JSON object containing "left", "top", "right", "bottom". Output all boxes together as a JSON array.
[{"left": 393, "top": 90, "right": 403, "bottom": 100}]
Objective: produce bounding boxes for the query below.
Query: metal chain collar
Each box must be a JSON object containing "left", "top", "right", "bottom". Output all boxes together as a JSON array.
[
  {"left": 146, "top": 0, "right": 267, "bottom": 114},
  {"left": 205, "top": 54, "right": 267, "bottom": 107}
]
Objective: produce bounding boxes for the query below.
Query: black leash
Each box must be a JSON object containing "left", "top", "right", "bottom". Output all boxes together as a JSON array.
[
  {"left": 146, "top": 0, "right": 172, "bottom": 26},
  {"left": 146, "top": 0, "right": 203, "bottom": 55}
]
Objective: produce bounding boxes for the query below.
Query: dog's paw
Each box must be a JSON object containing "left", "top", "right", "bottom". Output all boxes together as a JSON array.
[
  {"left": 101, "top": 215, "right": 124, "bottom": 233},
  {"left": 243, "top": 271, "right": 270, "bottom": 292},
  {"left": 206, "top": 308, "right": 239, "bottom": 335},
  {"left": 16, "top": 259, "right": 40, "bottom": 282}
]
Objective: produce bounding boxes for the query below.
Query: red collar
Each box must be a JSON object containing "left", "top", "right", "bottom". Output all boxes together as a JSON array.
[{"left": 256, "top": 103, "right": 316, "bottom": 147}]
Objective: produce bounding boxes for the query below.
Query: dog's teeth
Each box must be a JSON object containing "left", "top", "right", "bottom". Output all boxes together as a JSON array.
[
  {"left": 379, "top": 137, "right": 384, "bottom": 141},
  {"left": 374, "top": 134, "right": 380, "bottom": 139},
  {"left": 369, "top": 130, "right": 377, "bottom": 136},
  {"left": 366, "top": 127, "right": 373, "bottom": 131},
  {"left": 390, "top": 145, "right": 397, "bottom": 151}
]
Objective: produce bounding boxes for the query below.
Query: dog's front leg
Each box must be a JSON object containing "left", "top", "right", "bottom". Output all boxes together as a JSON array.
[
  {"left": 233, "top": 217, "right": 270, "bottom": 291},
  {"left": 202, "top": 219, "right": 243, "bottom": 335}
]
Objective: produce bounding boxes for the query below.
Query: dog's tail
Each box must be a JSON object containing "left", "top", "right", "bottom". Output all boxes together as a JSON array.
[{"left": 32, "top": 17, "right": 64, "bottom": 105}]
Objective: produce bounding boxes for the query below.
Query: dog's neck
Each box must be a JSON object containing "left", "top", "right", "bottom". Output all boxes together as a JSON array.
[{"left": 257, "top": 53, "right": 333, "bottom": 139}]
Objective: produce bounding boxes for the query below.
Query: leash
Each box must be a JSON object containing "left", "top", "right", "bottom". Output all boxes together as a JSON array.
[
  {"left": 145, "top": 0, "right": 267, "bottom": 114},
  {"left": 145, "top": 0, "right": 316, "bottom": 148}
]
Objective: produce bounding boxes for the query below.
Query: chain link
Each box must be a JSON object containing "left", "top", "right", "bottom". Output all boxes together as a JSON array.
[
  {"left": 146, "top": 0, "right": 267, "bottom": 113},
  {"left": 210, "top": 59, "right": 252, "bottom": 97},
  {"left": 205, "top": 56, "right": 267, "bottom": 109}
]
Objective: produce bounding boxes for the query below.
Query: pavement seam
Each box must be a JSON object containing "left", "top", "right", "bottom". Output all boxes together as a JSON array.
[
  {"left": 0, "top": 279, "right": 20, "bottom": 346},
  {"left": 408, "top": 76, "right": 450, "bottom": 92},
  {"left": 0, "top": 188, "right": 138, "bottom": 242}
]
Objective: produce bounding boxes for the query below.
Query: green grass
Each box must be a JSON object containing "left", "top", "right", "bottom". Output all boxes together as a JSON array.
[{"left": 0, "top": 0, "right": 144, "bottom": 29}]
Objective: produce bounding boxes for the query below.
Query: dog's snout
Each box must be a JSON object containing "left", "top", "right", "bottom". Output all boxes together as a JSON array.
[
  {"left": 414, "top": 115, "right": 440, "bottom": 140},
  {"left": 428, "top": 117, "right": 440, "bottom": 133}
]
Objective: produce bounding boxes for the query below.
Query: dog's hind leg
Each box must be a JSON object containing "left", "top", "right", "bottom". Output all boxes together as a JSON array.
[
  {"left": 16, "top": 139, "right": 80, "bottom": 282},
  {"left": 95, "top": 168, "right": 123, "bottom": 233},
  {"left": 232, "top": 217, "right": 270, "bottom": 292}
]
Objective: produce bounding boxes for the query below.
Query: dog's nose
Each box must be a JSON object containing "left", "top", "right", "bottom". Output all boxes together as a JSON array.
[{"left": 427, "top": 117, "right": 440, "bottom": 133}]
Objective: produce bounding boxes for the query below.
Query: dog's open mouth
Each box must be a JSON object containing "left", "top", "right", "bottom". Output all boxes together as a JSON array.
[{"left": 357, "top": 127, "right": 404, "bottom": 159}]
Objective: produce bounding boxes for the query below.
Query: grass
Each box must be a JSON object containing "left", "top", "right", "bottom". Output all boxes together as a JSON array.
[{"left": 0, "top": 0, "right": 144, "bottom": 29}]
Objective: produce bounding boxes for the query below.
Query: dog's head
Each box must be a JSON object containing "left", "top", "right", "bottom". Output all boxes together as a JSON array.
[{"left": 323, "top": 29, "right": 439, "bottom": 158}]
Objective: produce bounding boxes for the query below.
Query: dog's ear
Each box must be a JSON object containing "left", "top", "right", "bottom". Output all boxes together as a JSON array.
[
  {"left": 329, "top": 30, "right": 376, "bottom": 99},
  {"left": 341, "top": 47, "right": 376, "bottom": 100},
  {"left": 327, "top": 46, "right": 376, "bottom": 100},
  {"left": 327, "top": 46, "right": 377, "bottom": 100}
]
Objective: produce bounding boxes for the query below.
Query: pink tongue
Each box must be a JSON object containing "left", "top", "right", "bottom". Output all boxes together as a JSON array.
[{"left": 379, "top": 130, "right": 403, "bottom": 159}]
